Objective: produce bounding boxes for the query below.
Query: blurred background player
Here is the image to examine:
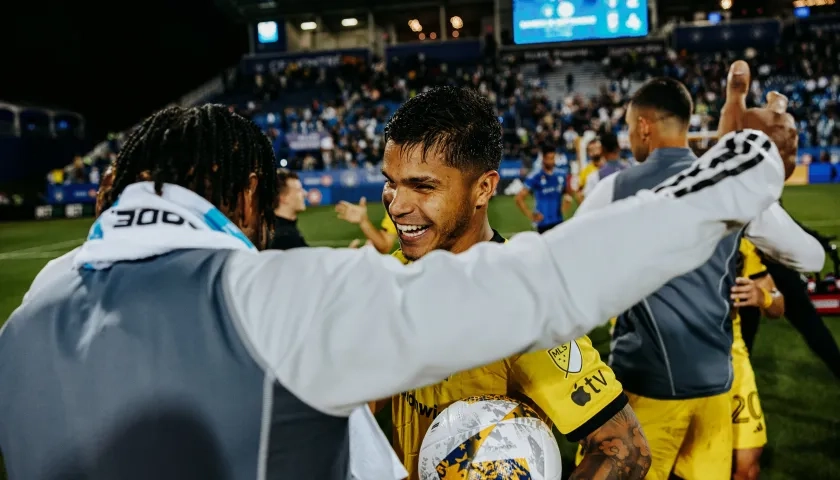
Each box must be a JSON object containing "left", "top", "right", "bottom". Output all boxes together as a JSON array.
[
  {"left": 515, "top": 144, "right": 580, "bottom": 233},
  {"left": 575, "top": 75, "right": 821, "bottom": 480},
  {"left": 582, "top": 132, "right": 629, "bottom": 197},
  {"left": 375, "top": 85, "right": 651, "bottom": 480},
  {"left": 335, "top": 196, "right": 398, "bottom": 253},
  {"left": 268, "top": 169, "right": 308, "bottom": 250},
  {"left": 577, "top": 139, "right": 602, "bottom": 196},
  {"left": 728, "top": 238, "right": 785, "bottom": 480}
]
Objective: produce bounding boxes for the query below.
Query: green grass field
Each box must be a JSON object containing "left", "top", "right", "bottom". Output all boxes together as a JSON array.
[{"left": 1, "top": 185, "right": 839, "bottom": 479}]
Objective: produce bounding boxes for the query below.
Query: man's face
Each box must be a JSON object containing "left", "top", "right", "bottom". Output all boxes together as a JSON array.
[
  {"left": 542, "top": 151, "right": 556, "bottom": 170},
  {"left": 381, "top": 141, "right": 491, "bottom": 261},
  {"left": 625, "top": 104, "right": 651, "bottom": 163},
  {"left": 587, "top": 141, "right": 602, "bottom": 165},
  {"left": 280, "top": 178, "right": 306, "bottom": 212}
]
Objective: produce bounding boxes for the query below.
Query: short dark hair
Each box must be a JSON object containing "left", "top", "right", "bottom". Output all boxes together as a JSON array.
[
  {"left": 276, "top": 169, "right": 299, "bottom": 197},
  {"left": 108, "top": 104, "right": 277, "bottom": 233},
  {"left": 384, "top": 86, "right": 503, "bottom": 174},
  {"left": 541, "top": 143, "right": 557, "bottom": 155},
  {"left": 599, "top": 132, "right": 620, "bottom": 154},
  {"left": 629, "top": 77, "right": 693, "bottom": 125}
]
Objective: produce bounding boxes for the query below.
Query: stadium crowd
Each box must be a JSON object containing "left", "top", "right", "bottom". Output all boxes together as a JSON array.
[{"left": 69, "top": 21, "right": 840, "bottom": 180}]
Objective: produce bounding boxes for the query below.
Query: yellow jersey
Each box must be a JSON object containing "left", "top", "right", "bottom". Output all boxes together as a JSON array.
[
  {"left": 579, "top": 162, "right": 599, "bottom": 190},
  {"left": 733, "top": 239, "right": 768, "bottom": 350},
  {"left": 381, "top": 215, "right": 397, "bottom": 235},
  {"left": 390, "top": 231, "right": 627, "bottom": 480}
]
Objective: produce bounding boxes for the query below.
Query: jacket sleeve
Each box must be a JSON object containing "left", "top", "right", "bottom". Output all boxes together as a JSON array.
[{"left": 221, "top": 129, "right": 785, "bottom": 416}]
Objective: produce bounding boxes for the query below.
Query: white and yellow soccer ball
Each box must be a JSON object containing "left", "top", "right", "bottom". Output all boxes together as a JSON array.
[{"left": 418, "top": 394, "right": 562, "bottom": 480}]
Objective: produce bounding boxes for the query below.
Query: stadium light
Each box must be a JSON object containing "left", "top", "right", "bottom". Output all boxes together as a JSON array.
[
  {"left": 452, "top": 30, "right": 460, "bottom": 38},
  {"left": 430, "top": 32, "right": 437, "bottom": 39},
  {"left": 341, "top": 18, "right": 358, "bottom": 27},
  {"left": 300, "top": 21, "right": 317, "bottom": 30},
  {"left": 450, "top": 16, "right": 463, "bottom": 29},
  {"left": 409, "top": 19, "right": 422, "bottom": 32},
  {"left": 720, "top": 0, "right": 732, "bottom": 9},
  {"left": 419, "top": 32, "right": 426, "bottom": 40}
]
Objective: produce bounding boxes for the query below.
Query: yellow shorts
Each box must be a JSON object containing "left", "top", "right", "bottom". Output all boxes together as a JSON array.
[
  {"left": 575, "top": 391, "right": 732, "bottom": 480},
  {"left": 731, "top": 344, "right": 767, "bottom": 450}
]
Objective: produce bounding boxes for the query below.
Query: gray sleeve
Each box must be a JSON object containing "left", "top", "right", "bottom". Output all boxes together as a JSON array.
[
  {"left": 745, "top": 202, "right": 826, "bottom": 272},
  {"left": 222, "top": 129, "right": 784, "bottom": 416}
]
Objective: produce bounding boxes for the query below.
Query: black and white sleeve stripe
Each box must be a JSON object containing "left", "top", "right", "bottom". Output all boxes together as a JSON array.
[{"left": 652, "top": 129, "right": 781, "bottom": 199}]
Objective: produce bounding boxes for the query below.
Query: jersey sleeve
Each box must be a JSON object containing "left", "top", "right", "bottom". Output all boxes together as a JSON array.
[
  {"left": 380, "top": 215, "right": 397, "bottom": 235},
  {"left": 523, "top": 172, "right": 540, "bottom": 192},
  {"left": 739, "top": 239, "right": 768, "bottom": 279},
  {"left": 508, "top": 336, "right": 627, "bottom": 442},
  {"left": 221, "top": 129, "right": 783, "bottom": 417}
]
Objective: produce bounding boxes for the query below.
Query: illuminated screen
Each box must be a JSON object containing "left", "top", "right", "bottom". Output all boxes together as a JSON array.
[
  {"left": 257, "top": 21, "right": 279, "bottom": 44},
  {"left": 513, "top": 0, "right": 649, "bottom": 45}
]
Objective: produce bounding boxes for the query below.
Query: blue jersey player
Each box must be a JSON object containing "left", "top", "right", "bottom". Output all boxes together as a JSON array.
[{"left": 516, "top": 145, "right": 579, "bottom": 233}]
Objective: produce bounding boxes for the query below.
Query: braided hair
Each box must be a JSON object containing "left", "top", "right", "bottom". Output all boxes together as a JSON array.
[{"left": 106, "top": 104, "right": 278, "bottom": 243}]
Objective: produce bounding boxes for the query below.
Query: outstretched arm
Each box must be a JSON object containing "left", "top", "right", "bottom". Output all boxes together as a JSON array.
[{"left": 571, "top": 405, "right": 651, "bottom": 480}]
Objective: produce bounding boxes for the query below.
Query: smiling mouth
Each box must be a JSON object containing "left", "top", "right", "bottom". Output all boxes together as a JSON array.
[{"left": 396, "top": 223, "right": 431, "bottom": 239}]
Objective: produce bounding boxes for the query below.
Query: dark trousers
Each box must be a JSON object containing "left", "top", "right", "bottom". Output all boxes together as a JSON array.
[
  {"left": 537, "top": 222, "right": 562, "bottom": 234},
  {"left": 740, "top": 262, "right": 840, "bottom": 380}
]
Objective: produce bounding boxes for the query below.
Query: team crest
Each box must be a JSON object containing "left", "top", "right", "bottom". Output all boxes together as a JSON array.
[{"left": 547, "top": 341, "right": 583, "bottom": 377}]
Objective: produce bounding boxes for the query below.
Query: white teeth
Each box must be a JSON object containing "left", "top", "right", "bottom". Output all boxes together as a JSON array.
[{"left": 397, "top": 224, "right": 428, "bottom": 233}]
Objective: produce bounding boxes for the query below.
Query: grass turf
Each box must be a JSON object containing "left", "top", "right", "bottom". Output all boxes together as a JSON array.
[{"left": 1, "top": 184, "right": 839, "bottom": 479}]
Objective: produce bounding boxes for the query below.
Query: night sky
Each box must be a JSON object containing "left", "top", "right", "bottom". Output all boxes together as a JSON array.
[{"left": 1, "top": 0, "right": 248, "bottom": 142}]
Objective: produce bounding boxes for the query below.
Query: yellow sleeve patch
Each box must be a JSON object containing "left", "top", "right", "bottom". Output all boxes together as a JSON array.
[{"left": 509, "top": 336, "right": 623, "bottom": 434}]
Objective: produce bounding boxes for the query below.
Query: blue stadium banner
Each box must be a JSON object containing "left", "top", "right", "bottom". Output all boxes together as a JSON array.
[
  {"left": 673, "top": 20, "right": 780, "bottom": 52},
  {"left": 502, "top": 38, "right": 666, "bottom": 63},
  {"left": 241, "top": 48, "right": 370, "bottom": 75},
  {"left": 385, "top": 40, "right": 483, "bottom": 64},
  {"left": 47, "top": 183, "right": 99, "bottom": 205}
]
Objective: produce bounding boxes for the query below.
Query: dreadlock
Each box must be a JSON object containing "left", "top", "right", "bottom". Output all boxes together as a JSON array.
[{"left": 107, "top": 104, "right": 278, "bottom": 239}]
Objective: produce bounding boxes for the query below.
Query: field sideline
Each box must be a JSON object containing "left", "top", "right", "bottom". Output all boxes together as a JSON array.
[{"left": 1, "top": 185, "right": 839, "bottom": 479}]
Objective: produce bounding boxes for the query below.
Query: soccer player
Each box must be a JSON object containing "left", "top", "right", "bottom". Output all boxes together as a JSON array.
[
  {"left": 582, "top": 132, "right": 629, "bottom": 197},
  {"left": 377, "top": 86, "right": 650, "bottom": 480},
  {"left": 575, "top": 76, "right": 824, "bottom": 480},
  {"left": 5, "top": 101, "right": 784, "bottom": 479},
  {"left": 728, "top": 238, "right": 784, "bottom": 480},
  {"left": 577, "top": 139, "right": 602, "bottom": 193},
  {"left": 515, "top": 144, "right": 580, "bottom": 233},
  {"left": 268, "top": 169, "right": 308, "bottom": 250},
  {"left": 335, "top": 196, "right": 398, "bottom": 253}
]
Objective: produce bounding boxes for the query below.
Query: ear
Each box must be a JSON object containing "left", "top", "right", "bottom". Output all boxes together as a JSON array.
[{"left": 474, "top": 170, "right": 500, "bottom": 209}]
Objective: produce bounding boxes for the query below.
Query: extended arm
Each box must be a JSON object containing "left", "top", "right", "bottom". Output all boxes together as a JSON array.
[
  {"left": 746, "top": 203, "right": 825, "bottom": 273},
  {"left": 224, "top": 130, "right": 784, "bottom": 416},
  {"left": 571, "top": 405, "right": 652, "bottom": 480}
]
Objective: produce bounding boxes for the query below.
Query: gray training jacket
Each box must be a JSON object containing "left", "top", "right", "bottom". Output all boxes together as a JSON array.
[{"left": 0, "top": 132, "right": 784, "bottom": 478}]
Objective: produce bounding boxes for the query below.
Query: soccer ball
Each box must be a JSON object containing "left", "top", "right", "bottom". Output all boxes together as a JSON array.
[{"left": 418, "top": 395, "right": 562, "bottom": 480}]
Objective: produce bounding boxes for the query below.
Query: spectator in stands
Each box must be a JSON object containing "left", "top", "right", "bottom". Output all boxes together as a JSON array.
[
  {"left": 64, "top": 155, "right": 88, "bottom": 184},
  {"left": 268, "top": 169, "right": 308, "bottom": 250}
]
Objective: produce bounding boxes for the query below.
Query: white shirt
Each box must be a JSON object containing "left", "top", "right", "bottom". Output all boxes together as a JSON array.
[{"left": 577, "top": 155, "right": 825, "bottom": 273}]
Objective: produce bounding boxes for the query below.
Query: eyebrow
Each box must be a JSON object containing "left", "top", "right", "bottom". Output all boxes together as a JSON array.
[{"left": 380, "top": 171, "right": 441, "bottom": 185}]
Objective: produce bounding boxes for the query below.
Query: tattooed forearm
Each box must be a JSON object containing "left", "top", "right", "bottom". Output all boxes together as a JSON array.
[{"left": 569, "top": 404, "right": 652, "bottom": 480}]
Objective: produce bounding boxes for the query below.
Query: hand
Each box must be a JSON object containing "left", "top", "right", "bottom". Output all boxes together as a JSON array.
[
  {"left": 348, "top": 239, "right": 362, "bottom": 249},
  {"left": 742, "top": 91, "right": 798, "bottom": 179},
  {"left": 335, "top": 197, "right": 369, "bottom": 225},
  {"left": 717, "top": 60, "right": 750, "bottom": 138},
  {"left": 532, "top": 212, "right": 544, "bottom": 224},
  {"left": 731, "top": 277, "right": 762, "bottom": 308}
]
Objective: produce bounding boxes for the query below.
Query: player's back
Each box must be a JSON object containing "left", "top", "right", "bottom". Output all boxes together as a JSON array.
[
  {"left": 609, "top": 147, "right": 740, "bottom": 399},
  {"left": 0, "top": 249, "right": 349, "bottom": 480}
]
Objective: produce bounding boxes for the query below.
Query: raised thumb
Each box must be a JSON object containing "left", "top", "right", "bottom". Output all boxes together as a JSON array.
[
  {"left": 359, "top": 196, "right": 367, "bottom": 206},
  {"left": 726, "top": 60, "right": 751, "bottom": 99}
]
